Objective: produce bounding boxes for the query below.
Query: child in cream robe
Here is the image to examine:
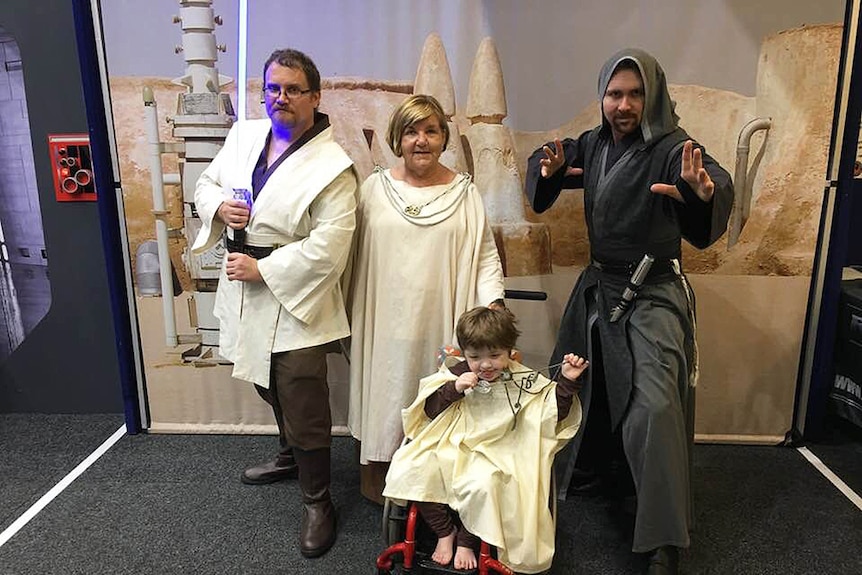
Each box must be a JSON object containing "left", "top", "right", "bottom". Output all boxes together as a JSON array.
[{"left": 383, "top": 307, "right": 587, "bottom": 574}]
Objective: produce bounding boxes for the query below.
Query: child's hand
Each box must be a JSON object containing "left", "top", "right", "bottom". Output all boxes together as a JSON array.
[
  {"left": 561, "top": 353, "right": 589, "bottom": 382},
  {"left": 455, "top": 372, "right": 479, "bottom": 393}
]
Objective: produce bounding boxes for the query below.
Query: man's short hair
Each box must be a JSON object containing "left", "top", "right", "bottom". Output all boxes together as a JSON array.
[
  {"left": 456, "top": 307, "right": 520, "bottom": 352},
  {"left": 262, "top": 48, "right": 321, "bottom": 93},
  {"left": 386, "top": 94, "right": 451, "bottom": 157},
  {"left": 609, "top": 58, "right": 642, "bottom": 83}
]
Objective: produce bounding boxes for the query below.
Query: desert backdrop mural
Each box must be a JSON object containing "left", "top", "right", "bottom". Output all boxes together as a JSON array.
[{"left": 101, "top": 1, "right": 847, "bottom": 442}]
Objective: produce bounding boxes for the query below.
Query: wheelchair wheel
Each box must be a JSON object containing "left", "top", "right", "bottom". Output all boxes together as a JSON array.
[{"left": 381, "top": 496, "right": 409, "bottom": 546}]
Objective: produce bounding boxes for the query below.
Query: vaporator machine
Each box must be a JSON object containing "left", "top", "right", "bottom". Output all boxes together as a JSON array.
[{"left": 143, "top": 0, "right": 233, "bottom": 349}]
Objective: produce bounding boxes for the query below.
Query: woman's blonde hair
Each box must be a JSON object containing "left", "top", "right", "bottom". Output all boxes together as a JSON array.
[{"left": 386, "top": 94, "right": 450, "bottom": 157}]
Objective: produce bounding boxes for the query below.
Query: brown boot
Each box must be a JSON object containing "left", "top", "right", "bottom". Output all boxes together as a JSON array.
[
  {"left": 359, "top": 461, "right": 389, "bottom": 505},
  {"left": 294, "top": 447, "right": 336, "bottom": 558},
  {"left": 241, "top": 447, "right": 298, "bottom": 485},
  {"left": 646, "top": 546, "right": 679, "bottom": 575}
]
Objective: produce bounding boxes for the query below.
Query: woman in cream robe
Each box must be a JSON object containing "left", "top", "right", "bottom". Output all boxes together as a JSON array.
[{"left": 347, "top": 95, "right": 504, "bottom": 501}]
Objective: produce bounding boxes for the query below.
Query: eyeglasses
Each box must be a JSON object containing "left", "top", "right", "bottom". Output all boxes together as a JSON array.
[{"left": 263, "top": 84, "right": 313, "bottom": 99}]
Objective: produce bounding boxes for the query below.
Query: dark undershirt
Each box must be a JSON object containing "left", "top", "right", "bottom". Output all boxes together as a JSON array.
[
  {"left": 604, "top": 131, "right": 640, "bottom": 174},
  {"left": 251, "top": 111, "right": 330, "bottom": 200}
]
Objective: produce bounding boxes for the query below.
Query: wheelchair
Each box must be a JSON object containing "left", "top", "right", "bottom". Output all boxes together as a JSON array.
[
  {"left": 375, "top": 500, "right": 516, "bottom": 575},
  {"left": 374, "top": 465, "right": 558, "bottom": 575},
  {"left": 375, "top": 288, "right": 553, "bottom": 574}
]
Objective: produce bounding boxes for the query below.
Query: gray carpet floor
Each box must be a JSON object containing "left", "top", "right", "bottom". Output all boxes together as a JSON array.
[{"left": 0, "top": 414, "right": 859, "bottom": 574}]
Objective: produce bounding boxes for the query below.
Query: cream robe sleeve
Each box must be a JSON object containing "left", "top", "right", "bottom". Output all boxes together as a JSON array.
[
  {"left": 191, "top": 123, "right": 241, "bottom": 254},
  {"left": 468, "top": 187, "right": 505, "bottom": 307},
  {"left": 256, "top": 168, "right": 358, "bottom": 325}
]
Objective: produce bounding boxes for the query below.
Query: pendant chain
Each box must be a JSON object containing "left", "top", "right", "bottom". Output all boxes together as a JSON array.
[{"left": 379, "top": 168, "right": 469, "bottom": 218}]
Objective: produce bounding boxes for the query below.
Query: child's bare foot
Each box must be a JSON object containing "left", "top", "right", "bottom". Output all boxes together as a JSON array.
[
  {"left": 454, "top": 544, "right": 477, "bottom": 570},
  {"left": 431, "top": 528, "right": 456, "bottom": 565}
]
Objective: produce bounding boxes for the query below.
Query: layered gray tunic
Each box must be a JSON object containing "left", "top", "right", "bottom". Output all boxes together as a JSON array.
[{"left": 524, "top": 48, "right": 733, "bottom": 552}]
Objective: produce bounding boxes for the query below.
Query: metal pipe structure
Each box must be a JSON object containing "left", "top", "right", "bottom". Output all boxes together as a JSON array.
[
  {"left": 143, "top": 85, "right": 178, "bottom": 347},
  {"left": 163, "top": 173, "right": 181, "bottom": 186},
  {"left": 137, "top": 0, "right": 233, "bottom": 349},
  {"left": 728, "top": 117, "right": 772, "bottom": 248}
]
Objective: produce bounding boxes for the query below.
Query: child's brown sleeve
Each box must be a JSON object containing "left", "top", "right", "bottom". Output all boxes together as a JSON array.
[
  {"left": 424, "top": 381, "right": 464, "bottom": 419},
  {"left": 555, "top": 375, "right": 582, "bottom": 422}
]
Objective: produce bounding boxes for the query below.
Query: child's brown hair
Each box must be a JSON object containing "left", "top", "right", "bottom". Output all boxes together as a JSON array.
[{"left": 456, "top": 306, "right": 520, "bottom": 352}]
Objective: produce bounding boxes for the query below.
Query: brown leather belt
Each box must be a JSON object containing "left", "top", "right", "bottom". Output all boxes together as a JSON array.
[{"left": 225, "top": 237, "right": 276, "bottom": 259}]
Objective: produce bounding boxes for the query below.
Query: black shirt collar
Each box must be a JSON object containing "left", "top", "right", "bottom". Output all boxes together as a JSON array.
[
  {"left": 605, "top": 130, "right": 642, "bottom": 172},
  {"left": 252, "top": 112, "right": 331, "bottom": 198}
]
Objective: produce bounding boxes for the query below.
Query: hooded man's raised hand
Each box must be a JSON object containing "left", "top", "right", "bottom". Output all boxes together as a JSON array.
[
  {"left": 540, "top": 138, "right": 584, "bottom": 179},
  {"left": 650, "top": 140, "right": 715, "bottom": 203}
]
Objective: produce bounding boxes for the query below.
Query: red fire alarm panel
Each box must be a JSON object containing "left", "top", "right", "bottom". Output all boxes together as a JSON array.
[{"left": 48, "top": 134, "right": 97, "bottom": 202}]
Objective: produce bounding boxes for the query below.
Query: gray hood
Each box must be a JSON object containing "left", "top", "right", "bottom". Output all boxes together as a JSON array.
[{"left": 597, "top": 48, "right": 679, "bottom": 145}]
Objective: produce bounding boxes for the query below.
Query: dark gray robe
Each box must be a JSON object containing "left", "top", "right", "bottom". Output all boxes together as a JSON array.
[{"left": 524, "top": 48, "right": 733, "bottom": 552}]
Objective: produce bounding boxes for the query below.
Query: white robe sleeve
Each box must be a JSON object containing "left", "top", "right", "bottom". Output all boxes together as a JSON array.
[
  {"left": 471, "top": 190, "right": 505, "bottom": 306},
  {"left": 257, "top": 168, "right": 358, "bottom": 325},
  {"left": 191, "top": 124, "right": 239, "bottom": 254}
]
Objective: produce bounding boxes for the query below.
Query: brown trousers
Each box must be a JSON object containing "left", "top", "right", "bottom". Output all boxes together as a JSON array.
[
  {"left": 255, "top": 344, "right": 332, "bottom": 451},
  {"left": 416, "top": 502, "right": 480, "bottom": 549}
]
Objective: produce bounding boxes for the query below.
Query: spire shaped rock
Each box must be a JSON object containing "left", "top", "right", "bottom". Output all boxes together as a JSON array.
[
  {"left": 414, "top": 33, "right": 456, "bottom": 116},
  {"left": 466, "top": 37, "right": 507, "bottom": 124}
]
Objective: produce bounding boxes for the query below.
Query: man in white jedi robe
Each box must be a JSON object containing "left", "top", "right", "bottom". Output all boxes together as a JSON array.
[{"left": 191, "top": 48, "right": 357, "bottom": 559}]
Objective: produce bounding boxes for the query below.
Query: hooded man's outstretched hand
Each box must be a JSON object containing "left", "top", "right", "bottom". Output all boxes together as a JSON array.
[
  {"left": 650, "top": 140, "right": 715, "bottom": 203},
  {"left": 540, "top": 138, "right": 584, "bottom": 179}
]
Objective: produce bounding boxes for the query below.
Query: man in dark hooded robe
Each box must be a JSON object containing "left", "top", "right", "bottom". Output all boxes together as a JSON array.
[{"left": 524, "top": 49, "right": 733, "bottom": 574}]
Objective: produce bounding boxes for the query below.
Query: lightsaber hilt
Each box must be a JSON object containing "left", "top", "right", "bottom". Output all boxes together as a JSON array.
[
  {"left": 228, "top": 188, "right": 253, "bottom": 251},
  {"left": 609, "top": 254, "right": 655, "bottom": 322}
]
